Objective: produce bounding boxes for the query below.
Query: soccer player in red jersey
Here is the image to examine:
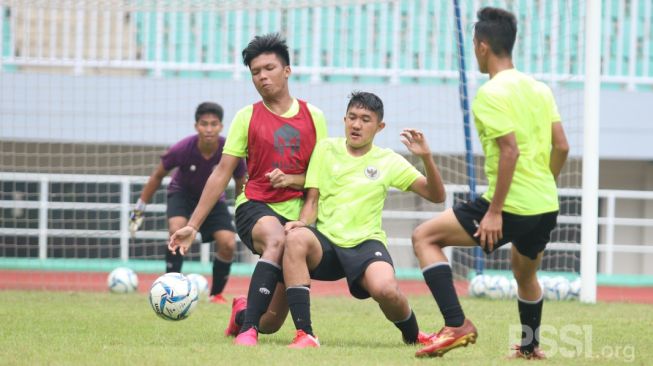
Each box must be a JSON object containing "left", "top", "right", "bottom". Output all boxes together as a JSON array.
[{"left": 168, "top": 33, "right": 327, "bottom": 346}]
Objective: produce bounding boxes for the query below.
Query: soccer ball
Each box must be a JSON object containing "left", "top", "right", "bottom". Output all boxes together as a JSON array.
[
  {"left": 544, "top": 276, "right": 571, "bottom": 301},
  {"left": 149, "top": 273, "right": 199, "bottom": 321},
  {"left": 509, "top": 278, "right": 518, "bottom": 299},
  {"left": 186, "top": 273, "right": 209, "bottom": 298},
  {"left": 468, "top": 274, "right": 491, "bottom": 297},
  {"left": 568, "top": 278, "right": 581, "bottom": 300},
  {"left": 485, "top": 276, "right": 511, "bottom": 300},
  {"left": 107, "top": 267, "right": 138, "bottom": 293},
  {"left": 538, "top": 276, "right": 552, "bottom": 293}
]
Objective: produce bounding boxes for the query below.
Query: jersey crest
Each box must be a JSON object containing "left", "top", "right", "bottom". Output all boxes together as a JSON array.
[{"left": 364, "top": 166, "right": 380, "bottom": 180}]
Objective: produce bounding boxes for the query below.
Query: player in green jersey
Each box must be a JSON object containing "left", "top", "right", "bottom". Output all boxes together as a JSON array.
[
  {"left": 281, "top": 91, "right": 447, "bottom": 348},
  {"left": 413, "top": 7, "right": 569, "bottom": 359}
]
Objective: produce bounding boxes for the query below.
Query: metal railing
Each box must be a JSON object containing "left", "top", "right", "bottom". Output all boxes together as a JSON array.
[{"left": 1, "top": 172, "right": 652, "bottom": 275}]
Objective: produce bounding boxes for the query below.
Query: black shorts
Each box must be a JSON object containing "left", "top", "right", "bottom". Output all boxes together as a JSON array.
[
  {"left": 307, "top": 227, "right": 394, "bottom": 300},
  {"left": 166, "top": 191, "right": 235, "bottom": 243},
  {"left": 453, "top": 197, "right": 558, "bottom": 260},
  {"left": 234, "top": 200, "right": 290, "bottom": 255}
]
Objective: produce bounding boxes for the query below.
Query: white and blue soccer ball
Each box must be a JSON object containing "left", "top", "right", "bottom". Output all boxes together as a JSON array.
[
  {"left": 538, "top": 276, "right": 551, "bottom": 294},
  {"left": 186, "top": 273, "right": 209, "bottom": 299},
  {"left": 509, "top": 278, "right": 518, "bottom": 299},
  {"left": 468, "top": 274, "right": 491, "bottom": 297},
  {"left": 567, "top": 278, "right": 581, "bottom": 300},
  {"left": 107, "top": 267, "right": 138, "bottom": 293},
  {"left": 540, "top": 275, "right": 554, "bottom": 299},
  {"left": 149, "top": 273, "right": 199, "bottom": 321},
  {"left": 544, "top": 276, "right": 571, "bottom": 301},
  {"left": 485, "top": 276, "right": 512, "bottom": 300}
]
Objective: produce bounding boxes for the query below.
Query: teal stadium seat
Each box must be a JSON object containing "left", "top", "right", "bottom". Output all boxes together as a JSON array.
[{"left": 2, "top": 0, "right": 651, "bottom": 91}]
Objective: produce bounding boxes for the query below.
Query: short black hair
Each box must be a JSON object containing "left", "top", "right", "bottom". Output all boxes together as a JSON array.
[
  {"left": 242, "top": 33, "right": 290, "bottom": 67},
  {"left": 347, "top": 91, "right": 384, "bottom": 122},
  {"left": 474, "top": 7, "right": 517, "bottom": 57},
  {"left": 195, "top": 102, "right": 223, "bottom": 122}
]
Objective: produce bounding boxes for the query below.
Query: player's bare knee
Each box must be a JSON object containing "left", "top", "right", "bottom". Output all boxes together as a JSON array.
[
  {"left": 412, "top": 225, "right": 446, "bottom": 253},
  {"left": 411, "top": 236, "right": 426, "bottom": 257},
  {"left": 371, "top": 282, "right": 402, "bottom": 304},
  {"left": 411, "top": 223, "right": 427, "bottom": 243},
  {"left": 216, "top": 245, "right": 235, "bottom": 260},
  {"left": 412, "top": 232, "right": 438, "bottom": 257},
  {"left": 259, "top": 235, "right": 285, "bottom": 258},
  {"left": 513, "top": 271, "right": 538, "bottom": 288},
  {"left": 285, "top": 229, "right": 311, "bottom": 256},
  {"left": 217, "top": 238, "right": 236, "bottom": 254}
]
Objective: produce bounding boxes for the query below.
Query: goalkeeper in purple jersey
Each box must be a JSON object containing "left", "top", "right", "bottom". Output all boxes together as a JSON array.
[{"left": 129, "top": 101, "right": 247, "bottom": 304}]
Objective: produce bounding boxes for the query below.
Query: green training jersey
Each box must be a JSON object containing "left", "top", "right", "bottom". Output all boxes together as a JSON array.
[
  {"left": 305, "top": 138, "right": 422, "bottom": 248},
  {"left": 472, "top": 69, "right": 560, "bottom": 215},
  {"left": 224, "top": 98, "right": 328, "bottom": 220}
]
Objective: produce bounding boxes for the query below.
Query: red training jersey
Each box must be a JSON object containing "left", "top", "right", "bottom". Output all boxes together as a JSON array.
[{"left": 244, "top": 100, "right": 317, "bottom": 203}]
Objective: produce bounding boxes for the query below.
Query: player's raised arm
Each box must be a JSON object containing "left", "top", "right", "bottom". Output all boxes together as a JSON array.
[
  {"left": 401, "top": 128, "right": 446, "bottom": 203},
  {"left": 130, "top": 162, "right": 169, "bottom": 237},
  {"left": 550, "top": 122, "right": 569, "bottom": 180},
  {"left": 168, "top": 154, "right": 241, "bottom": 255}
]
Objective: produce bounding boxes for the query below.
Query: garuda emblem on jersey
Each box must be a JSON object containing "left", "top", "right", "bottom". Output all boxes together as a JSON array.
[{"left": 364, "top": 166, "right": 379, "bottom": 180}]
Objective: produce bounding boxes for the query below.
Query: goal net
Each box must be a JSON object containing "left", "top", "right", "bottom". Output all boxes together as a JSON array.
[{"left": 0, "top": 0, "right": 584, "bottom": 292}]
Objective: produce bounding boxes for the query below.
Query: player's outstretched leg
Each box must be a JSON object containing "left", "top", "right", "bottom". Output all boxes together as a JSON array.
[
  {"left": 412, "top": 211, "right": 479, "bottom": 357},
  {"left": 359, "top": 260, "right": 433, "bottom": 345},
  {"left": 414, "top": 262, "right": 478, "bottom": 357}
]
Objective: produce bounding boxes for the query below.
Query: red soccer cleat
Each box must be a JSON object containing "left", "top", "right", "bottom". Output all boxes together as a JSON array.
[
  {"left": 508, "top": 344, "right": 546, "bottom": 360},
  {"left": 224, "top": 296, "right": 247, "bottom": 337},
  {"left": 209, "top": 293, "right": 228, "bottom": 304},
  {"left": 417, "top": 331, "right": 436, "bottom": 345},
  {"left": 288, "top": 330, "right": 320, "bottom": 349},
  {"left": 415, "top": 319, "right": 478, "bottom": 358},
  {"left": 234, "top": 327, "right": 258, "bottom": 346},
  {"left": 403, "top": 330, "right": 436, "bottom": 345}
]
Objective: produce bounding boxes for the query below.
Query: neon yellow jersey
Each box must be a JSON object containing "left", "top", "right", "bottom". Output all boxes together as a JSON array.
[
  {"left": 224, "top": 98, "right": 328, "bottom": 220},
  {"left": 472, "top": 69, "right": 560, "bottom": 215},
  {"left": 305, "top": 138, "right": 422, "bottom": 248}
]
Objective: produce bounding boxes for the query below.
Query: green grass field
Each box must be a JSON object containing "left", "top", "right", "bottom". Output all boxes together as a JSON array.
[{"left": 1, "top": 291, "right": 649, "bottom": 365}]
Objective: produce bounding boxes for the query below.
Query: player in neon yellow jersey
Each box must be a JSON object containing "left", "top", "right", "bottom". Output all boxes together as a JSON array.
[
  {"left": 281, "top": 91, "right": 447, "bottom": 348},
  {"left": 413, "top": 7, "right": 570, "bottom": 359},
  {"left": 169, "top": 33, "right": 327, "bottom": 346}
]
